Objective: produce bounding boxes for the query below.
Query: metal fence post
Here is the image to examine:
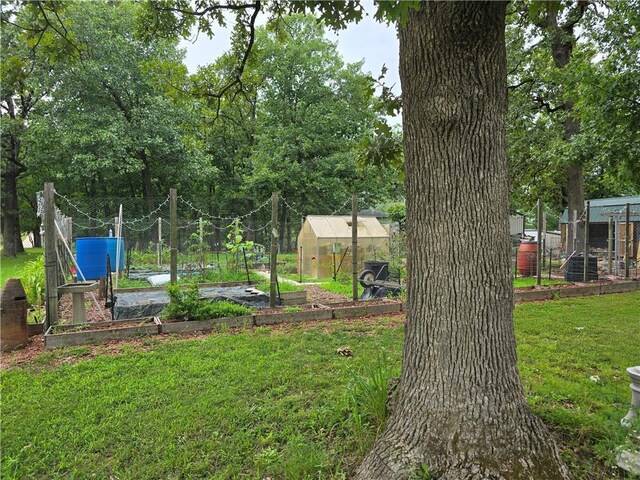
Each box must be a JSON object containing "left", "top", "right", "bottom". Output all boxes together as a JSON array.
[
  {"left": 270, "top": 192, "right": 279, "bottom": 308},
  {"left": 536, "top": 198, "right": 542, "bottom": 286},
  {"left": 583, "top": 201, "right": 590, "bottom": 282},
  {"left": 157, "top": 217, "right": 162, "bottom": 266},
  {"left": 352, "top": 194, "right": 358, "bottom": 301},
  {"left": 608, "top": 215, "right": 613, "bottom": 274},
  {"left": 625, "top": 203, "right": 630, "bottom": 279},
  {"left": 170, "top": 189, "right": 178, "bottom": 284}
]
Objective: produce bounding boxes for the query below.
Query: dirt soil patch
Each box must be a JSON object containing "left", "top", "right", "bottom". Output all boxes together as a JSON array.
[{"left": 48, "top": 318, "right": 158, "bottom": 334}]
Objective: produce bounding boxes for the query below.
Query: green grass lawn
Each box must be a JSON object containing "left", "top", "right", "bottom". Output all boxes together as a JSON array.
[
  {"left": 513, "top": 277, "right": 567, "bottom": 288},
  {"left": 253, "top": 279, "right": 303, "bottom": 293},
  {"left": 0, "top": 248, "right": 43, "bottom": 288},
  {"left": 319, "top": 277, "right": 365, "bottom": 298},
  {"left": 1, "top": 293, "right": 638, "bottom": 479}
]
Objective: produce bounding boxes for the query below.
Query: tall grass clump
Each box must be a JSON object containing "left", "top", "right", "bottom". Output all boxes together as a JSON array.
[
  {"left": 19, "top": 256, "right": 45, "bottom": 307},
  {"left": 347, "top": 351, "right": 395, "bottom": 453}
]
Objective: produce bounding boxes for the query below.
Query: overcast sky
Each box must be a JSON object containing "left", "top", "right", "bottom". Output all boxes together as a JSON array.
[{"left": 179, "top": 4, "right": 401, "bottom": 95}]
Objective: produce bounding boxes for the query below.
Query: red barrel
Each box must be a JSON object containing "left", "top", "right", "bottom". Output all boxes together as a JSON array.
[{"left": 517, "top": 241, "right": 538, "bottom": 277}]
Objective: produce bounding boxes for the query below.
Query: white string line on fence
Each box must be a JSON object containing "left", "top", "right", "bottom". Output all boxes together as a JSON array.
[
  {"left": 54, "top": 191, "right": 170, "bottom": 227},
  {"left": 238, "top": 220, "right": 272, "bottom": 233},
  {"left": 279, "top": 195, "right": 356, "bottom": 217},
  {"left": 122, "top": 197, "right": 170, "bottom": 226},
  {"left": 123, "top": 217, "right": 159, "bottom": 232},
  {"left": 178, "top": 196, "right": 272, "bottom": 221},
  {"left": 55, "top": 195, "right": 111, "bottom": 227},
  {"left": 70, "top": 218, "right": 159, "bottom": 233},
  {"left": 330, "top": 196, "right": 354, "bottom": 215},
  {"left": 172, "top": 219, "right": 232, "bottom": 231},
  {"left": 280, "top": 196, "right": 305, "bottom": 218}
]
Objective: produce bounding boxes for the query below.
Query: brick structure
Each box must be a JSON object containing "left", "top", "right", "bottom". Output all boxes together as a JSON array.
[{"left": 1, "top": 279, "right": 29, "bottom": 351}]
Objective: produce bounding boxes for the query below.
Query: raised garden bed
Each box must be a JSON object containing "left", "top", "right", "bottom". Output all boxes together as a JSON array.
[
  {"left": 45, "top": 317, "right": 161, "bottom": 349},
  {"left": 161, "top": 315, "right": 254, "bottom": 334},
  {"left": 325, "top": 300, "right": 403, "bottom": 318},
  {"left": 513, "top": 280, "right": 639, "bottom": 303},
  {"left": 114, "top": 281, "right": 255, "bottom": 294},
  {"left": 27, "top": 322, "right": 45, "bottom": 336},
  {"left": 38, "top": 281, "right": 637, "bottom": 349},
  {"left": 255, "top": 305, "right": 333, "bottom": 325},
  {"left": 279, "top": 290, "right": 307, "bottom": 306},
  {"left": 327, "top": 301, "right": 368, "bottom": 319}
]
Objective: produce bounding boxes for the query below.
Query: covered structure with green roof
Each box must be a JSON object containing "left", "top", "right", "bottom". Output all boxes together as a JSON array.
[{"left": 560, "top": 196, "right": 640, "bottom": 260}]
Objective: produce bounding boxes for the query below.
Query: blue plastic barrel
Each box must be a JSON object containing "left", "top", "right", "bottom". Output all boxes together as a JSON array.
[
  {"left": 105, "top": 237, "right": 125, "bottom": 271},
  {"left": 76, "top": 237, "right": 108, "bottom": 280}
]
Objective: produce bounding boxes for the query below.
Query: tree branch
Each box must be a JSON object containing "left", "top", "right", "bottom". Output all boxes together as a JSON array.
[
  {"left": 157, "top": 2, "right": 260, "bottom": 16},
  {"left": 35, "top": 1, "right": 83, "bottom": 57},
  {"left": 202, "top": 1, "right": 261, "bottom": 120},
  {"left": 561, "top": 1, "right": 589, "bottom": 33},
  {"left": 534, "top": 95, "right": 566, "bottom": 114},
  {"left": 508, "top": 79, "right": 534, "bottom": 90},
  {"left": 105, "top": 86, "right": 132, "bottom": 122}
]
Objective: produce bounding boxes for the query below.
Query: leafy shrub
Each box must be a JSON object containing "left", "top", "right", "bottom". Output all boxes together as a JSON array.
[
  {"left": 208, "top": 300, "right": 253, "bottom": 319},
  {"left": 161, "top": 283, "right": 253, "bottom": 321},
  {"left": 386, "top": 201, "right": 406, "bottom": 230},
  {"left": 20, "top": 257, "right": 45, "bottom": 307}
]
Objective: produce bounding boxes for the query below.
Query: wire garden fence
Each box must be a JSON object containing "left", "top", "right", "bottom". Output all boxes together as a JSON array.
[
  {"left": 512, "top": 201, "right": 640, "bottom": 283},
  {"left": 45, "top": 188, "right": 398, "bottom": 288}
]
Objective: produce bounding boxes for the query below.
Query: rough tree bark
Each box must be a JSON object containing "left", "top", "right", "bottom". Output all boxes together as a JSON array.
[
  {"left": 355, "top": 4, "right": 569, "bottom": 479},
  {"left": 2, "top": 166, "right": 21, "bottom": 257},
  {"left": 557, "top": 70, "right": 584, "bottom": 255},
  {"left": 1, "top": 96, "right": 25, "bottom": 258}
]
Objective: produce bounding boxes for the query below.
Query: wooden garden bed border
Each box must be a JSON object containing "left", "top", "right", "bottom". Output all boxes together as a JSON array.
[
  {"left": 161, "top": 315, "right": 254, "bottom": 334},
  {"left": 45, "top": 317, "right": 161, "bottom": 349},
  {"left": 513, "top": 280, "right": 639, "bottom": 303},
  {"left": 43, "top": 281, "right": 637, "bottom": 348}
]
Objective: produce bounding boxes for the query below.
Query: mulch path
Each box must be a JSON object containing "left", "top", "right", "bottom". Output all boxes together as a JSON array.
[
  {"left": 57, "top": 292, "right": 113, "bottom": 324},
  {"left": 304, "top": 284, "right": 351, "bottom": 304}
]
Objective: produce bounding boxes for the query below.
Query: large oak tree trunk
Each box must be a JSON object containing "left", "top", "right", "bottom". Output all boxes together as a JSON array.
[{"left": 355, "top": 4, "right": 569, "bottom": 479}]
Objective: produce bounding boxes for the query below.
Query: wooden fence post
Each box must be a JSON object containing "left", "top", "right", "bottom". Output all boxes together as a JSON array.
[
  {"left": 352, "top": 194, "right": 358, "bottom": 301},
  {"left": 170, "top": 189, "right": 178, "bottom": 284},
  {"left": 44, "top": 182, "right": 58, "bottom": 328},
  {"left": 270, "top": 192, "right": 279, "bottom": 308}
]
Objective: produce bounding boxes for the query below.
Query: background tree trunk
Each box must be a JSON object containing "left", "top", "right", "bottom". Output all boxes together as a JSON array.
[
  {"left": 32, "top": 228, "right": 42, "bottom": 248},
  {"left": 547, "top": 6, "right": 585, "bottom": 253},
  {"left": 356, "top": 4, "right": 569, "bottom": 479},
  {"left": 1, "top": 95, "right": 25, "bottom": 257},
  {"left": 2, "top": 170, "right": 21, "bottom": 257}
]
